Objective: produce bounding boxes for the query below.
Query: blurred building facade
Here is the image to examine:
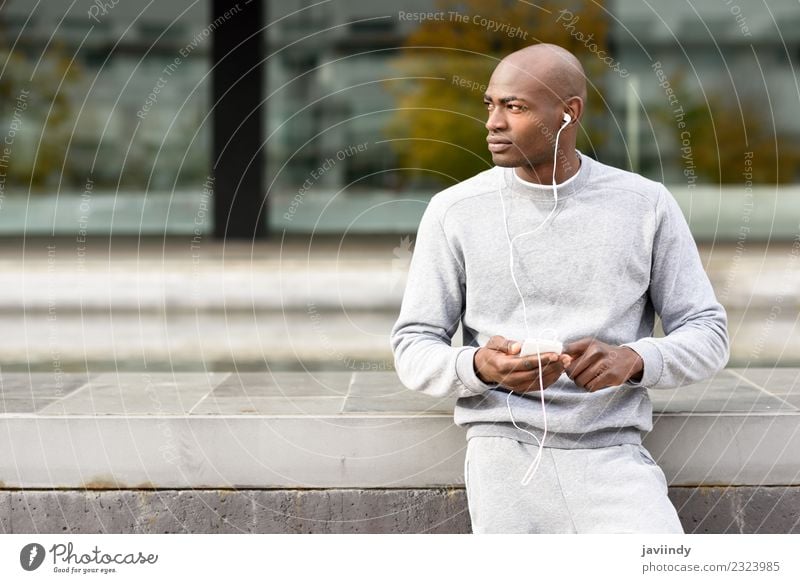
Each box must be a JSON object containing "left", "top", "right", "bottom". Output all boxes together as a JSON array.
[{"left": 0, "top": 0, "right": 797, "bottom": 235}]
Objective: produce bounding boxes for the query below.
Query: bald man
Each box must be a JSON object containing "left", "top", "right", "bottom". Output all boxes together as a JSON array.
[{"left": 390, "top": 44, "right": 729, "bottom": 533}]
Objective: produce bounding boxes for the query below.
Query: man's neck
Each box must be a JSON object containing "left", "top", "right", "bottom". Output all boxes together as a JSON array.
[{"left": 514, "top": 149, "right": 581, "bottom": 185}]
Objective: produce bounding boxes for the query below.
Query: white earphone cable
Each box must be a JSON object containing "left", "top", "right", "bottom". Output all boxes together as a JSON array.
[{"left": 498, "top": 115, "right": 570, "bottom": 486}]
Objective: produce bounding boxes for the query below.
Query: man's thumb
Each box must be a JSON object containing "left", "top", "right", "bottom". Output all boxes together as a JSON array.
[
  {"left": 564, "top": 337, "right": 592, "bottom": 355},
  {"left": 487, "top": 335, "right": 520, "bottom": 354}
]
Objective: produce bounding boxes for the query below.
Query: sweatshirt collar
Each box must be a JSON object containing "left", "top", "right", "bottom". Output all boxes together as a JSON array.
[{"left": 501, "top": 150, "right": 591, "bottom": 201}]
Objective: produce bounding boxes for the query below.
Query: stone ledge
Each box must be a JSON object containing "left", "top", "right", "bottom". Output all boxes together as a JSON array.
[{"left": 0, "top": 369, "right": 798, "bottom": 489}]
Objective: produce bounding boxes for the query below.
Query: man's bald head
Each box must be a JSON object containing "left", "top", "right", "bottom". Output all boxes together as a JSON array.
[
  {"left": 496, "top": 44, "right": 587, "bottom": 108},
  {"left": 483, "top": 43, "right": 586, "bottom": 177}
]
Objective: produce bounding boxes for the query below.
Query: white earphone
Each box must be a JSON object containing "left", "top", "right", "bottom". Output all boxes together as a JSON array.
[{"left": 498, "top": 110, "right": 573, "bottom": 486}]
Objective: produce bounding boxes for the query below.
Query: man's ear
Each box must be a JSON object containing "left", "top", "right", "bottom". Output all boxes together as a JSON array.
[{"left": 564, "top": 95, "right": 584, "bottom": 124}]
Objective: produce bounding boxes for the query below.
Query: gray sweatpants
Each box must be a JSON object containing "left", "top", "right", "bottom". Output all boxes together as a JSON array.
[{"left": 464, "top": 436, "right": 684, "bottom": 534}]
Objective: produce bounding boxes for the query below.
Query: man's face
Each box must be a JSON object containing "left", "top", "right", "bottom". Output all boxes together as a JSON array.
[{"left": 483, "top": 62, "right": 561, "bottom": 169}]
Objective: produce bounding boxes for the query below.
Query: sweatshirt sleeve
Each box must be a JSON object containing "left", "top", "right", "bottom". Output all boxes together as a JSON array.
[
  {"left": 390, "top": 198, "right": 498, "bottom": 399},
  {"left": 622, "top": 185, "right": 730, "bottom": 390}
]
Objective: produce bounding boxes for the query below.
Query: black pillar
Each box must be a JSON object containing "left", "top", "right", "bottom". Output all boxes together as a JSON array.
[{"left": 211, "top": 0, "right": 266, "bottom": 240}]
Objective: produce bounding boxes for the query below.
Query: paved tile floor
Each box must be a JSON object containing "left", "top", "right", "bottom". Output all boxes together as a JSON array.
[{"left": 1, "top": 369, "right": 796, "bottom": 416}]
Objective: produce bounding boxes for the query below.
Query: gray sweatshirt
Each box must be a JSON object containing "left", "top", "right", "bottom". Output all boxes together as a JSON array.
[{"left": 390, "top": 151, "right": 730, "bottom": 448}]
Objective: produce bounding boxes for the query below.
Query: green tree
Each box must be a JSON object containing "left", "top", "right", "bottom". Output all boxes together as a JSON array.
[
  {"left": 0, "top": 11, "right": 83, "bottom": 192},
  {"left": 672, "top": 91, "right": 800, "bottom": 184}
]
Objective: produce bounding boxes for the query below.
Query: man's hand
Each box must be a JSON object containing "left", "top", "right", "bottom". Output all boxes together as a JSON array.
[
  {"left": 563, "top": 337, "right": 644, "bottom": 392},
  {"left": 474, "top": 335, "right": 573, "bottom": 394}
]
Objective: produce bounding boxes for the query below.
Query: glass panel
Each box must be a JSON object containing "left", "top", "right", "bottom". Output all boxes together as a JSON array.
[
  {"left": 264, "top": 0, "right": 625, "bottom": 234},
  {"left": 610, "top": 0, "right": 800, "bottom": 184},
  {"left": 0, "top": 0, "right": 211, "bottom": 235},
  {"left": 265, "top": 0, "right": 799, "bottom": 236}
]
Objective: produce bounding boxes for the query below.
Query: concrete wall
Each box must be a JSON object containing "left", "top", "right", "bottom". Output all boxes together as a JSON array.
[{"left": 3, "top": 488, "right": 799, "bottom": 534}]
